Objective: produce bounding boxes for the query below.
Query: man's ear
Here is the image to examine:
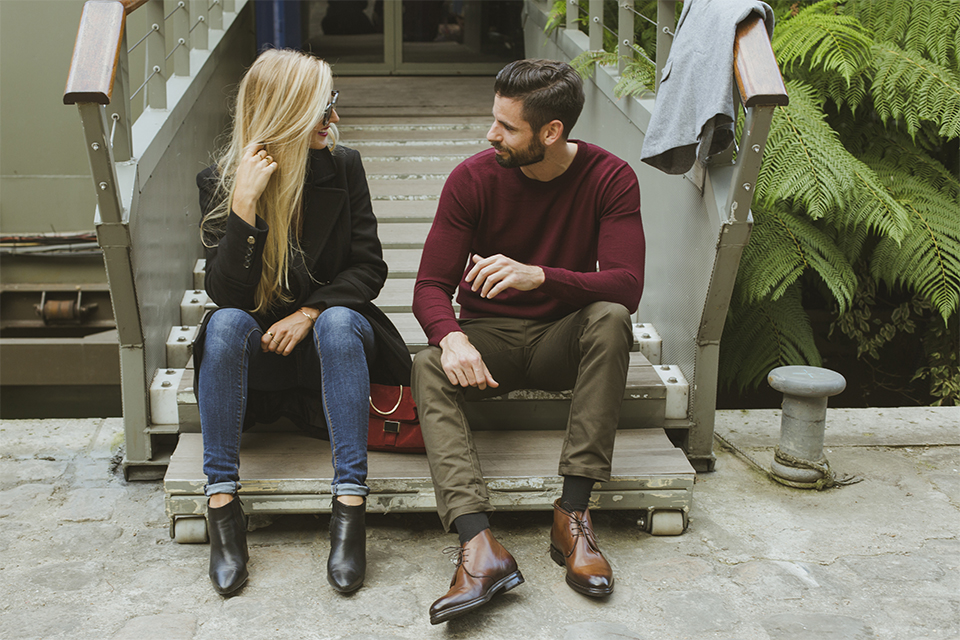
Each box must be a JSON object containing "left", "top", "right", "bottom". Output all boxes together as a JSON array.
[{"left": 541, "top": 120, "right": 565, "bottom": 146}]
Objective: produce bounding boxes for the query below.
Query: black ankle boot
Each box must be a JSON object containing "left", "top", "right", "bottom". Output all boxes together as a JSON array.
[
  {"left": 327, "top": 497, "right": 366, "bottom": 593},
  {"left": 208, "top": 497, "right": 249, "bottom": 595}
]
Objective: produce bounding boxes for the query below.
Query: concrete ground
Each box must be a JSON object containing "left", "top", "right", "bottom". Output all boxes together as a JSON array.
[{"left": 0, "top": 407, "right": 957, "bottom": 640}]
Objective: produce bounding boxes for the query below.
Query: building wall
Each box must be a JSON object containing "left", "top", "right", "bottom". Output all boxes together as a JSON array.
[{"left": 0, "top": 0, "right": 97, "bottom": 236}]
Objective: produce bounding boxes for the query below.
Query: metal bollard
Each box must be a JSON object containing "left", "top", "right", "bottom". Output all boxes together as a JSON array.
[{"left": 767, "top": 366, "right": 846, "bottom": 487}]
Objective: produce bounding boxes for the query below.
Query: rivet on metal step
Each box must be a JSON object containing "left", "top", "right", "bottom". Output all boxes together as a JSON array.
[
  {"left": 642, "top": 333, "right": 650, "bottom": 339},
  {"left": 660, "top": 365, "right": 670, "bottom": 370},
  {"left": 177, "top": 336, "right": 186, "bottom": 342},
  {"left": 767, "top": 366, "right": 846, "bottom": 485},
  {"left": 166, "top": 369, "right": 175, "bottom": 375},
  {"left": 161, "top": 381, "right": 172, "bottom": 388},
  {"left": 667, "top": 377, "right": 678, "bottom": 384}
]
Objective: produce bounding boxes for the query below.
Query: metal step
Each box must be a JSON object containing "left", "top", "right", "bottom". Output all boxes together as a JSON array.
[
  {"left": 377, "top": 222, "right": 432, "bottom": 249},
  {"left": 339, "top": 123, "right": 489, "bottom": 141},
  {"left": 164, "top": 428, "right": 694, "bottom": 534},
  {"left": 369, "top": 177, "right": 445, "bottom": 199}
]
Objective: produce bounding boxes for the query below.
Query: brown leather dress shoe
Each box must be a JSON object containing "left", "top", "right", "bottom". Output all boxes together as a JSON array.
[
  {"left": 429, "top": 529, "right": 524, "bottom": 625},
  {"left": 549, "top": 499, "right": 614, "bottom": 597}
]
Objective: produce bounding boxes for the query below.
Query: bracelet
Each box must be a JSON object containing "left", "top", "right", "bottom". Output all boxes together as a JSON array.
[{"left": 299, "top": 308, "right": 316, "bottom": 322}]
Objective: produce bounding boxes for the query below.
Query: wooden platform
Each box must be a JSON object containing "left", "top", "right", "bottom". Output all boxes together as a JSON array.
[{"left": 164, "top": 429, "right": 695, "bottom": 534}]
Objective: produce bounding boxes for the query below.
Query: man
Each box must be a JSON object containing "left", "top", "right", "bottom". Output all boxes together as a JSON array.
[{"left": 412, "top": 59, "right": 645, "bottom": 624}]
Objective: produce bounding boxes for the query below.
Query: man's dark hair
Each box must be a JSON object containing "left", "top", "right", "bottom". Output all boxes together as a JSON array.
[{"left": 494, "top": 59, "right": 584, "bottom": 139}]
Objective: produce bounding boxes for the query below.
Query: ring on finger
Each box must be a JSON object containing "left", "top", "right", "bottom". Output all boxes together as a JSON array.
[{"left": 267, "top": 331, "right": 274, "bottom": 337}]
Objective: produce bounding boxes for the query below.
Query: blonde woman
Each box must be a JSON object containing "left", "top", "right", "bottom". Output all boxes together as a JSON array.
[{"left": 193, "top": 49, "right": 411, "bottom": 596}]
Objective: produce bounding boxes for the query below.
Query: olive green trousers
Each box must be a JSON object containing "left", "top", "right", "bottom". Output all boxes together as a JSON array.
[{"left": 411, "top": 302, "right": 633, "bottom": 531}]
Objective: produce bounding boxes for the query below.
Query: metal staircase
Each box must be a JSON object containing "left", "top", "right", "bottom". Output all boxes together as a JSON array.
[
  {"left": 161, "top": 116, "right": 695, "bottom": 543},
  {"left": 63, "top": 0, "right": 787, "bottom": 548}
]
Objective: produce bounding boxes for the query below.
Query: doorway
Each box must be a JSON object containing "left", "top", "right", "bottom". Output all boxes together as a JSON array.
[{"left": 299, "top": 0, "right": 525, "bottom": 74}]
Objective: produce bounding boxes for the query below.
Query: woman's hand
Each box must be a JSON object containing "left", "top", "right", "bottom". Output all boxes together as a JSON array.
[
  {"left": 261, "top": 307, "right": 318, "bottom": 356},
  {"left": 232, "top": 143, "right": 278, "bottom": 225}
]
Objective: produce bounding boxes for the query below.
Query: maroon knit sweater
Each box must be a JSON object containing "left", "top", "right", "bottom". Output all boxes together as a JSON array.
[{"left": 413, "top": 140, "right": 645, "bottom": 346}]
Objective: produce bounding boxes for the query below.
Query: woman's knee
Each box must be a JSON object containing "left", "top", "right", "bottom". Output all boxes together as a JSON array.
[{"left": 204, "top": 309, "right": 259, "bottom": 355}]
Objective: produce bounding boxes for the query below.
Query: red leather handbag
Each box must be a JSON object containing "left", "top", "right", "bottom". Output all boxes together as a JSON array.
[{"left": 368, "top": 384, "right": 425, "bottom": 453}]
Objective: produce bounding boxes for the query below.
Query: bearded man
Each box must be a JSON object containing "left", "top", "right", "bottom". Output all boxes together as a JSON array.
[{"left": 411, "top": 58, "right": 645, "bottom": 624}]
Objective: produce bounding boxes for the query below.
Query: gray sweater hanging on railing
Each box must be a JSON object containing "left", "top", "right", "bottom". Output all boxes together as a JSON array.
[{"left": 640, "top": 0, "right": 775, "bottom": 175}]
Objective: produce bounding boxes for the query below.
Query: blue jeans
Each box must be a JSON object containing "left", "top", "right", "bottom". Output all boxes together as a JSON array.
[{"left": 198, "top": 306, "right": 376, "bottom": 498}]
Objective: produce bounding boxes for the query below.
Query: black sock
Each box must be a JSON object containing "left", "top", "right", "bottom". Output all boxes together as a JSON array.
[
  {"left": 453, "top": 512, "right": 490, "bottom": 546},
  {"left": 560, "top": 475, "right": 594, "bottom": 513}
]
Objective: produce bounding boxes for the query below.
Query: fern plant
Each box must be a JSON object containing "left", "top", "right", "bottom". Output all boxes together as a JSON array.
[
  {"left": 721, "top": 0, "right": 960, "bottom": 402},
  {"left": 545, "top": 0, "right": 960, "bottom": 403}
]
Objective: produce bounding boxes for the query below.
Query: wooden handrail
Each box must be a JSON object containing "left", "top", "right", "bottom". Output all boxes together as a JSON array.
[
  {"left": 120, "top": 0, "right": 150, "bottom": 14},
  {"left": 734, "top": 14, "right": 789, "bottom": 107},
  {"left": 63, "top": 1, "right": 125, "bottom": 105}
]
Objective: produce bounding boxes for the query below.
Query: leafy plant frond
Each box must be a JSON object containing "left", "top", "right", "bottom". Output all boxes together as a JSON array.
[
  {"left": 793, "top": 65, "right": 868, "bottom": 112},
  {"left": 758, "top": 81, "right": 912, "bottom": 240},
  {"left": 846, "top": 0, "right": 960, "bottom": 69},
  {"left": 869, "top": 170, "right": 960, "bottom": 320},
  {"left": 719, "top": 284, "right": 822, "bottom": 392},
  {"left": 613, "top": 57, "right": 656, "bottom": 98},
  {"left": 569, "top": 50, "right": 619, "bottom": 78},
  {"left": 739, "top": 202, "right": 857, "bottom": 311},
  {"left": 871, "top": 42, "right": 960, "bottom": 139},
  {"left": 772, "top": 1, "right": 874, "bottom": 82},
  {"left": 861, "top": 129, "right": 960, "bottom": 202}
]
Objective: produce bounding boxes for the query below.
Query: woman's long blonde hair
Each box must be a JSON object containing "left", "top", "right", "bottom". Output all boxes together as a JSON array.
[{"left": 202, "top": 48, "right": 339, "bottom": 314}]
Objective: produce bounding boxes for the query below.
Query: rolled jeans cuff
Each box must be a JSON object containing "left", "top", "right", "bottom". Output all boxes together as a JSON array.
[
  {"left": 333, "top": 482, "right": 369, "bottom": 497},
  {"left": 205, "top": 481, "right": 241, "bottom": 497}
]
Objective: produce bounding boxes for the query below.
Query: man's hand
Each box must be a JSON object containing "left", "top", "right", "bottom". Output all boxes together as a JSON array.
[
  {"left": 439, "top": 332, "right": 499, "bottom": 390},
  {"left": 465, "top": 254, "right": 544, "bottom": 299},
  {"left": 261, "top": 307, "right": 316, "bottom": 356}
]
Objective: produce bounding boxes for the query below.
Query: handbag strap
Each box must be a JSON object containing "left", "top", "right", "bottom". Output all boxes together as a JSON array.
[{"left": 370, "top": 385, "right": 404, "bottom": 415}]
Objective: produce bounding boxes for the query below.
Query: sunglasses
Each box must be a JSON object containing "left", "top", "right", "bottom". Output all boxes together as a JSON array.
[{"left": 322, "top": 90, "right": 339, "bottom": 126}]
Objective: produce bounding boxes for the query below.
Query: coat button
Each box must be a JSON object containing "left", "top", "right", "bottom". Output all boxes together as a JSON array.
[{"left": 247, "top": 236, "right": 255, "bottom": 245}]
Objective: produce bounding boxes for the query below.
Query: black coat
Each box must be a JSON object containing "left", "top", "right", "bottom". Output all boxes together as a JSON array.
[{"left": 193, "top": 146, "right": 411, "bottom": 430}]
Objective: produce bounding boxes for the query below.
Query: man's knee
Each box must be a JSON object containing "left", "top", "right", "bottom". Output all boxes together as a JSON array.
[
  {"left": 581, "top": 301, "right": 632, "bottom": 350},
  {"left": 411, "top": 347, "right": 445, "bottom": 398}
]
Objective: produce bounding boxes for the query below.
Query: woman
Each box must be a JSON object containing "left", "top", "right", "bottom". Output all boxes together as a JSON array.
[{"left": 193, "top": 48, "right": 411, "bottom": 596}]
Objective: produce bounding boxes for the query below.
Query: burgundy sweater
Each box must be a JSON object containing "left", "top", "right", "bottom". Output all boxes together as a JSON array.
[{"left": 413, "top": 140, "right": 645, "bottom": 346}]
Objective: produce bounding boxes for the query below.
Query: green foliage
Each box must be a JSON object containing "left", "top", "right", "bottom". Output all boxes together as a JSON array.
[
  {"left": 719, "top": 285, "right": 822, "bottom": 393},
  {"left": 550, "top": 0, "right": 659, "bottom": 97},
  {"left": 759, "top": 81, "right": 912, "bottom": 240},
  {"left": 723, "top": 0, "right": 960, "bottom": 403},
  {"left": 868, "top": 168, "right": 960, "bottom": 320},
  {"left": 543, "top": 0, "right": 960, "bottom": 403},
  {"left": 773, "top": 1, "right": 874, "bottom": 83},
  {"left": 738, "top": 201, "right": 857, "bottom": 311},
  {"left": 870, "top": 43, "right": 960, "bottom": 138}
]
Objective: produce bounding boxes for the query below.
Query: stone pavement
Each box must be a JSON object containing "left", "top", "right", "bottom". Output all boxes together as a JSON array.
[{"left": 0, "top": 407, "right": 957, "bottom": 640}]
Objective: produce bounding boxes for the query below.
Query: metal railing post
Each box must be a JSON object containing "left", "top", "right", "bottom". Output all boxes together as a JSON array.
[
  {"left": 566, "top": 0, "right": 578, "bottom": 31},
  {"left": 106, "top": 31, "right": 133, "bottom": 162},
  {"left": 145, "top": 0, "right": 167, "bottom": 109},
  {"left": 618, "top": 0, "right": 634, "bottom": 76},
  {"left": 170, "top": 0, "right": 190, "bottom": 75},
  {"left": 588, "top": 0, "right": 603, "bottom": 50},
  {"left": 655, "top": 0, "right": 676, "bottom": 92},
  {"left": 208, "top": 0, "right": 223, "bottom": 29},
  {"left": 190, "top": 0, "right": 208, "bottom": 50}
]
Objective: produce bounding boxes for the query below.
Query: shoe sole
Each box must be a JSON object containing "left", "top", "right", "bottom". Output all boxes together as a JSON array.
[
  {"left": 549, "top": 544, "right": 614, "bottom": 597},
  {"left": 429, "top": 570, "right": 525, "bottom": 625}
]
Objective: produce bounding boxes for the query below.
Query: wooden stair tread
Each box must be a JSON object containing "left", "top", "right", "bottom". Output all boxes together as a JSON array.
[{"left": 165, "top": 429, "right": 694, "bottom": 490}]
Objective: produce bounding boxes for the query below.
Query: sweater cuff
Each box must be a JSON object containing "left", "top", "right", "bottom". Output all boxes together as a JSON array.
[{"left": 426, "top": 319, "right": 464, "bottom": 347}]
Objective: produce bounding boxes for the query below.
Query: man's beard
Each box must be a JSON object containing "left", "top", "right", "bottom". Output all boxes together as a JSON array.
[{"left": 492, "top": 137, "right": 546, "bottom": 168}]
